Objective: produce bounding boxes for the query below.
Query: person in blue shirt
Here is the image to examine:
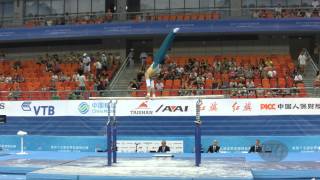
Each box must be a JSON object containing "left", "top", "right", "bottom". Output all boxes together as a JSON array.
[{"left": 145, "top": 27, "right": 180, "bottom": 98}]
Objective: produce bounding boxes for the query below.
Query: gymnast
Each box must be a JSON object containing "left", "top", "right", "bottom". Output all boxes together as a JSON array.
[{"left": 145, "top": 27, "right": 180, "bottom": 98}]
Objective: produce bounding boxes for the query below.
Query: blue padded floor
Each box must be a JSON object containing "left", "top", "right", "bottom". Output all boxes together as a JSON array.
[
  {"left": 0, "top": 152, "right": 318, "bottom": 180},
  {"left": 27, "top": 156, "right": 253, "bottom": 180}
]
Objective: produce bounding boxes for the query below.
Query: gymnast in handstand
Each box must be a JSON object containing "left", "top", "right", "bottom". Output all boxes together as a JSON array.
[{"left": 145, "top": 27, "right": 180, "bottom": 98}]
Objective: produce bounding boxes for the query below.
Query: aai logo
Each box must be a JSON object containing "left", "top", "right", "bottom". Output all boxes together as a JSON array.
[{"left": 78, "top": 102, "right": 90, "bottom": 114}]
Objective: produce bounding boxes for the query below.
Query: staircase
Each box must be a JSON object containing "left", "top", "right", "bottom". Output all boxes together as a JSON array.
[
  {"left": 109, "top": 59, "right": 141, "bottom": 97},
  {"left": 302, "top": 52, "right": 318, "bottom": 97}
]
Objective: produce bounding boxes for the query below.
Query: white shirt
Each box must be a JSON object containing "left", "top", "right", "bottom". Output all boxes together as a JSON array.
[
  {"left": 83, "top": 56, "right": 91, "bottom": 67},
  {"left": 298, "top": 54, "right": 307, "bottom": 65},
  {"left": 305, "top": 11, "right": 312, "bottom": 18},
  {"left": 101, "top": 55, "right": 107, "bottom": 64},
  {"left": 78, "top": 75, "right": 86, "bottom": 87},
  {"left": 140, "top": 52, "right": 147, "bottom": 59},
  {"left": 275, "top": 7, "right": 282, "bottom": 13},
  {"left": 312, "top": 0, "right": 319, "bottom": 8},
  {"left": 51, "top": 74, "right": 59, "bottom": 82},
  {"left": 155, "top": 82, "right": 164, "bottom": 90},
  {"left": 72, "top": 74, "right": 79, "bottom": 82},
  {"left": 95, "top": 61, "right": 102, "bottom": 69},
  {"left": 294, "top": 74, "right": 303, "bottom": 81}
]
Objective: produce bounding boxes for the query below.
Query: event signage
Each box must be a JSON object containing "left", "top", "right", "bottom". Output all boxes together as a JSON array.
[{"left": 1, "top": 98, "right": 320, "bottom": 117}]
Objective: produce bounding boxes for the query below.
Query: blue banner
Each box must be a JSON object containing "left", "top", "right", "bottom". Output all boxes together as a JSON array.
[
  {"left": 0, "top": 18, "right": 320, "bottom": 41},
  {"left": 0, "top": 135, "right": 320, "bottom": 153}
]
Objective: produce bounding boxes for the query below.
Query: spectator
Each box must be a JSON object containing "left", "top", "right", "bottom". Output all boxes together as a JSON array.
[
  {"left": 128, "top": 49, "right": 135, "bottom": 67},
  {"left": 100, "top": 53, "right": 108, "bottom": 69},
  {"left": 8, "top": 85, "right": 21, "bottom": 100},
  {"left": 97, "top": 79, "right": 107, "bottom": 96},
  {"left": 0, "top": 73, "right": 5, "bottom": 82},
  {"left": 267, "top": 68, "right": 277, "bottom": 78},
  {"left": 246, "top": 79, "right": 255, "bottom": 89},
  {"left": 137, "top": 69, "right": 145, "bottom": 82},
  {"left": 72, "top": 71, "right": 80, "bottom": 82},
  {"left": 294, "top": 72, "right": 303, "bottom": 84},
  {"left": 313, "top": 71, "right": 320, "bottom": 87},
  {"left": 305, "top": 11, "right": 312, "bottom": 18},
  {"left": 4, "top": 75, "right": 12, "bottom": 83},
  {"left": 94, "top": 60, "right": 102, "bottom": 78},
  {"left": 51, "top": 73, "right": 59, "bottom": 82},
  {"left": 249, "top": 139, "right": 262, "bottom": 153},
  {"left": 312, "top": 0, "right": 319, "bottom": 9},
  {"left": 129, "top": 80, "right": 139, "bottom": 90},
  {"left": 59, "top": 72, "right": 70, "bottom": 82},
  {"left": 157, "top": 140, "right": 170, "bottom": 153},
  {"left": 244, "top": 68, "right": 254, "bottom": 79},
  {"left": 13, "top": 73, "right": 25, "bottom": 83},
  {"left": 140, "top": 51, "right": 148, "bottom": 68},
  {"left": 82, "top": 53, "right": 91, "bottom": 74},
  {"left": 291, "top": 84, "right": 299, "bottom": 96},
  {"left": 196, "top": 84, "right": 204, "bottom": 95},
  {"left": 155, "top": 80, "right": 164, "bottom": 92},
  {"left": 207, "top": 140, "right": 220, "bottom": 153},
  {"left": 78, "top": 70, "right": 86, "bottom": 91},
  {"left": 275, "top": 4, "right": 282, "bottom": 18},
  {"left": 298, "top": 49, "right": 308, "bottom": 74},
  {"left": 314, "top": 71, "right": 320, "bottom": 96},
  {"left": 252, "top": 10, "right": 260, "bottom": 18}
]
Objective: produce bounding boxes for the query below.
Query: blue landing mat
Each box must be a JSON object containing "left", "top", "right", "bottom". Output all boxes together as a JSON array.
[
  {"left": 250, "top": 161, "right": 320, "bottom": 179},
  {"left": 27, "top": 156, "right": 253, "bottom": 180},
  {"left": 0, "top": 152, "right": 318, "bottom": 180}
]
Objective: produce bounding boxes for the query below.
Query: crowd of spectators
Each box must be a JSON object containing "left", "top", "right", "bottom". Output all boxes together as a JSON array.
[
  {"left": 131, "top": 55, "right": 306, "bottom": 98},
  {"left": 252, "top": 0, "right": 320, "bottom": 19},
  {"left": 24, "top": 9, "right": 114, "bottom": 27},
  {"left": 19, "top": 1, "right": 320, "bottom": 29},
  {"left": 0, "top": 51, "right": 121, "bottom": 100}
]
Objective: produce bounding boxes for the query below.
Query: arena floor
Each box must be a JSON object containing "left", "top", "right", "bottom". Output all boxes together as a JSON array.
[{"left": 0, "top": 151, "right": 319, "bottom": 180}]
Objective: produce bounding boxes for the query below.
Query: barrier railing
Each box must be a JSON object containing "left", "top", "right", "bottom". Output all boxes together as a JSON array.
[
  {"left": 0, "top": 6, "right": 319, "bottom": 29},
  {"left": 0, "top": 86, "right": 315, "bottom": 101}
]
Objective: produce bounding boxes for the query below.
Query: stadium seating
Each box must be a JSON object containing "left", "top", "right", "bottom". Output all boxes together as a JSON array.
[
  {"left": 132, "top": 54, "right": 307, "bottom": 98},
  {"left": 0, "top": 58, "right": 119, "bottom": 100}
]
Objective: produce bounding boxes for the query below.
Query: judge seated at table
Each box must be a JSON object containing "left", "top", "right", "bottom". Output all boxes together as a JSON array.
[
  {"left": 207, "top": 140, "right": 220, "bottom": 153},
  {"left": 249, "top": 139, "right": 262, "bottom": 153},
  {"left": 157, "top": 140, "right": 170, "bottom": 153}
]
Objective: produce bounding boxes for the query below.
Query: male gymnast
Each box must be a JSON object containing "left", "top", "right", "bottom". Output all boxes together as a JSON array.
[{"left": 145, "top": 27, "right": 180, "bottom": 98}]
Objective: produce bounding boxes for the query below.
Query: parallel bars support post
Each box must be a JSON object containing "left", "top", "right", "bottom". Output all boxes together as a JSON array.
[
  {"left": 107, "top": 101, "right": 112, "bottom": 166},
  {"left": 112, "top": 101, "right": 118, "bottom": 163},
  {"left": 195, "top": 99, "right": 202, "bottom": 167}
]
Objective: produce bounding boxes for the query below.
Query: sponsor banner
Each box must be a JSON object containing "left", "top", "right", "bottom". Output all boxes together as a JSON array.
[
  {"left": 2, "top": 98, "right": 320, "bottom": 117},
  {"left": 117, "top": 140, "right": 183, "bottom": 153}
]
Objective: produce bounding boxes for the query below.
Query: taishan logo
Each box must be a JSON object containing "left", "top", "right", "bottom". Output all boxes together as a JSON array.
[
  {"left": 155, "top": 105, "right": 189, "bottom": 113},
  {"left": 130, "top": 101, "right": 153, "bottom": 115},
  {"left": 136, "top": 101, "right": 149, "bottom": 109}
]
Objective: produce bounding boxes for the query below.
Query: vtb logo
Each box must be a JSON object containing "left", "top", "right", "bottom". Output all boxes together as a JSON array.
[
  {"left": 155, "top": 105, "right": 189, "bottom": 112},
  {"left": 0, "top": 103, "right": 4, "bottom": 109},
  {"left": 260, "top": 104, "right": 276, "bottom": 110},
  {"left": 21, "top": 102, "right": 55, "bottom": 116}
]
